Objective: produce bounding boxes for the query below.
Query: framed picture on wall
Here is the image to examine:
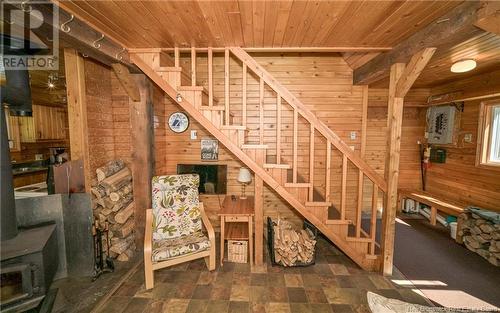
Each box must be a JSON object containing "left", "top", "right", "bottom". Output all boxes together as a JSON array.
[{"left": 201, "top": 139, "right": 218, "bottom": 161}]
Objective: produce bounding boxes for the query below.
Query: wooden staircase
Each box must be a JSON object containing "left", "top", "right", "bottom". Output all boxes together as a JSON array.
[{"left": 130, "top": 47, "right": 387, "bottom": 271}]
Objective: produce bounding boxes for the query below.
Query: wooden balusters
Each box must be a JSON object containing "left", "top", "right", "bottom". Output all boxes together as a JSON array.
[
  {"left": 224, "top": 48, "right": 230, "bottom": 124},
  {"left": 325, "top": 140, "right": 331, "bottom": 202},
  {"left": 370, "top": 185, "right": 379, "bottom": 255},
  {"left": 242, "top": 64, "right": 247, "bottom": 126},
  {"left": 191, "top": 47, "right": 196, "bottom": 86},
  {"left": 309, "top": 124, "right": 315, "bottom": 201},
  {"left": 208, "top": 47, "right": 213, "bottom": 107},
  {"left": 356, "top": 172, "right": 363, "bottom": 237},
  {"left": 341, "top": 154, "right": 347, "bottom": 220},
  {"left": 276, "top": 95, "right": 281, "bottom": 164},
  {"left": 293, "top": 109, "right": 298, "bottom": 183},
  {"left": 174, "top": 47, "right": 179, "bottom": 67},
  {"left": 259, "top": 78, "right": 264, "bottom": 145}
]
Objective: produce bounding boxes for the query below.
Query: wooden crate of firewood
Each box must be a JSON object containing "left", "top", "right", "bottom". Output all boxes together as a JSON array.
[{"left": 267, "top": 217, "right": 316, "bottom": 267}]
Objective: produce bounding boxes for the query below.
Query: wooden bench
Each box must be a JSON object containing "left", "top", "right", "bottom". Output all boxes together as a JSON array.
[{"left": 398, "top": 189, "right": 466, "bottom": 225}]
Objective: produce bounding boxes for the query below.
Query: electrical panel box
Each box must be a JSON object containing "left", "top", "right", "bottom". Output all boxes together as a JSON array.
[{"left": 426, "top": 105, "right": 457, "bottom": 144}]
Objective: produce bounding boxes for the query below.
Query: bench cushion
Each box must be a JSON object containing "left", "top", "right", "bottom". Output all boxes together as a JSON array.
[{"left": 152, "top": 231, "right": 210, "bottom": 262}]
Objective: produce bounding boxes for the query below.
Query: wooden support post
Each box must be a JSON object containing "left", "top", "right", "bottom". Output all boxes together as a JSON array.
[
  {"left": 430, "top": 207, "right": 437, "bottom": 226},
  {"left": 254, "top": 150, "right": 264, "bottom": 266},
  {"left": 242, "top": 64, "right": 247, "bottom": 126},
  {"left": 276, "top": 95, "right": 281, "bottom": 164},
  {"left": 325, "top": 140, "right": 331, "bottom": 202},
  {"left": 381, "top": 48, "right": 434, "bottom": 275},
  {"left": 356, "top": 85, "right": 368, "bottom": 237},
  {"left": 64, "top": 48, "right": 90, "bottom": 192},
  {"left": 259, "top": 78, "right": 264, "bottom": 145},
  {"left": 191, "top": 47, "right": 196, "bottom": 86},
  {"left": 381, "top": 63, "right": 405, "bottom": 275},
  {"left": 174, "top": 47, "right": 180, "bottom": 67},
  {"left": 341, "top": 154, "right": 347, "bottom": 220},
  {"left": 293, "top": 109, "right": 298, "bottom": 183},
  {"left": 224, "top": 48, "right": 230, "bottom": 124},
  {"left": 130, "top": 75, "right": 154, "bottom": 248},
  {"left": 370, "top": 185, "right": 379, "bottom": 255},
  {"left": 309, "top": 124, "right": 315, "bottom": 201},
  {"left": 208, "top": 47, "right": 213, "bottom": 107}
]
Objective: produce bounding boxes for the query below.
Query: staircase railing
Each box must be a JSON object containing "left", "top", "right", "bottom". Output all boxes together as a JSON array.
[{"left": 132, "top": 46, "right": 387, "bottom": 260}]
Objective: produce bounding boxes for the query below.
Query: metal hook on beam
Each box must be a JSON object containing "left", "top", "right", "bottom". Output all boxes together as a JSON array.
[
  {"left": 21, "top": 1, "right": 32, "bottom": 13},
  {"left": 115, "top": 48, "right": 126, "bottom": 61},
  {"left": 93, "top": 34, "right": 105, "bottom": 49},
  {"left": 60, "top": 14, "right": 74, "bottom": 33}
]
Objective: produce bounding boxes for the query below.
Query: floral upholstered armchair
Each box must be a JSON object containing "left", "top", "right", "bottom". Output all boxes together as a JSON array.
[{"left": 144, "top": 174, "right": 215, "bottom": 289}]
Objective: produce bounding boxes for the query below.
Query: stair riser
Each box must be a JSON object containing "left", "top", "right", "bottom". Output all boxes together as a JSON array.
[
  {"left": 285, "top": 187, "right": 308, "bottom": 204},
  {"left": 265, "top": 168, "right": 287, "bottom": 185}
]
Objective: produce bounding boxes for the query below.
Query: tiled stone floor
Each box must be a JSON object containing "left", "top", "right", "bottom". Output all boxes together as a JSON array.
[{"left": 101, "top": 237, "right": 431, "bottom": 313}]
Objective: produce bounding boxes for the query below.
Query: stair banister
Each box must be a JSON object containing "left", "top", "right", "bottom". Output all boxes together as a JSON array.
[
  {"left": 229, "top": 47, "right": 387, "bottom": 192},
  {"left": 224, "top": 48, "right": 230, "bottom": 124},
  {"left": 208, "top": 47, "right": 213, "bottom": 107}
]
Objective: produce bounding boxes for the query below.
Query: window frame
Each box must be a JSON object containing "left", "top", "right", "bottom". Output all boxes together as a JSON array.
[{"left": 476, "top": 100, "right": 500, "bottom": 169}]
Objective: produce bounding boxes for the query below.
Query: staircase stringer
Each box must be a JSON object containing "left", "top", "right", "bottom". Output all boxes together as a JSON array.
[{"left": 130, "top": 53, "right": 379, "bottom": 271}]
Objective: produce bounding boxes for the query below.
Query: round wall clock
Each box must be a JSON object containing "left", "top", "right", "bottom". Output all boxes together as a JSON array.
[{"left": 168, "top": 112, "right": 189, "bottom": 133}]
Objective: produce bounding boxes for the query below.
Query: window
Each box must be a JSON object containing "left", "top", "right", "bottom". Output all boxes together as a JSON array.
[{"left": 477, "top": 101, "right": 500, "bottom": 167}]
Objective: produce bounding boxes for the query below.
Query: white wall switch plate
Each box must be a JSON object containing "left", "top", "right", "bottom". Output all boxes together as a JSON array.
[
  {"left": 190, "top": 130, "right": 197, "bottom": 140},
  {"left": 350, "top": 131, "right": 356, "bottom": 140},
  {"left": 35, "top": 154, "right": 44, "bottom": 160},
  {"left": 464, "top": 133, "right": 473, "bottom": 143},
  {"left": 349, "top": 145, "right": 355, "bottom": 151}
]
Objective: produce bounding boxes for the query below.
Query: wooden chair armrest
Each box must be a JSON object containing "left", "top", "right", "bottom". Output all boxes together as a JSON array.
[
  {"left": 199, "top": 202, "right": 215, "bottom": 241},
  {"left": 144, "top": 209, "right": 153, "bottom": 257}
]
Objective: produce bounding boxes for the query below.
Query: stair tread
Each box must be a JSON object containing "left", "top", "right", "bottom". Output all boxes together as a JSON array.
[
  {"left": 305, "top": 201, "right": 332, "bottom": 206},
  {"left": 178, "top": 85, "right": 204, "bottom": 91},
  {"left": 221, "top": 125, "right": 246, "bottom": 130},
  {"left": 284, "top": 182, "right": 312, "bottom": 188},
  {"left": 241, "top": 144, "right": 268, "bottom": 149},
  {"left": 346, "top": 236, "right": 373, "bottom": 243},
  {"left": 155, "top": 66, "right": 182, "bottom": 72},
  {"left": 325, "top": 219, "right": 353, "bottom": 225},
  {"left": 200, "top": 105, "right": 225, "bottom": 111},
  {"left": 263, "top": 163, "right": 291, "bottom": 169}
]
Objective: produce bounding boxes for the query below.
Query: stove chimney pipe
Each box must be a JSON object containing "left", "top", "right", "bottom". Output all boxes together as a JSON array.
[{"left": 0, "top": 104, "right": 18, "bottom": 240}]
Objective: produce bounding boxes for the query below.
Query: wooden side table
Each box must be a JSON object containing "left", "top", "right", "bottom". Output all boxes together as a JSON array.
[{"left": 218, "top": 195, "right": 254, "bottom": 266}]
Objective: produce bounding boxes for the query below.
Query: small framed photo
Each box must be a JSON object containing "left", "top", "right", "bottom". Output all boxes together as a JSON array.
[{"left": 201, "top": 139, "right": 219, "bottom": 161}]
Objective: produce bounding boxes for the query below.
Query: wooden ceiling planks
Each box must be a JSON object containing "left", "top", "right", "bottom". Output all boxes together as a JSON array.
[{"left": 62, "top": 0, "right": 461, "bottom": 49}]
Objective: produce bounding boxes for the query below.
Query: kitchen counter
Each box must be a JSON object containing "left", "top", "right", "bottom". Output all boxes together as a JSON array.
[{"left": 12, "top": 166, "right": 48, "bottom": 176}]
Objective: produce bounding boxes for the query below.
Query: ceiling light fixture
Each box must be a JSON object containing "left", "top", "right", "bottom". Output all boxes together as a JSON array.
[{"left": 451, "top": 59, "right": 476, "bottom": 73}]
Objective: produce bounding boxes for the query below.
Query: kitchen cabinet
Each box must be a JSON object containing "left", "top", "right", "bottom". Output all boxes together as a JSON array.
[{"left": 16, "top": 104, "right": 67, "bottom": 142}]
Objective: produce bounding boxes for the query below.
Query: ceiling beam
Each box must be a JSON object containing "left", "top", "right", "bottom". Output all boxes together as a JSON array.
[
  {"left": 474, "top": 1, "right": 500, "bottom": 35},
  {"left": 3, "top": 2, "right": 133, "bottom": 69},
  {"left": 128, "top": 47, "right": 392, "bottom": 54},
  {"left": 353, "top": 1, "right": 483, "bottom": 86}
]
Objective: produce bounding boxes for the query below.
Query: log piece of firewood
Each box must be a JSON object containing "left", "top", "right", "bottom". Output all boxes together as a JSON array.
[
  {"left": 110, "top": 236, "right": 133, "bottom": 255},
  {"left": 101, "top": 167, "right": 132, "bottom": 193},
  {"left": 96, "top": 159, "right": 125, "bottom": 182},
  {"left": 112, "top": 195, "right": 133, "bottom": 213},
  {"left": 114, "top": 202, "right": 134, "bottom": 224},
  {"left": 115, "top": 218, "right": 134, "bottom": 238},
  {"left": 109, "top": 182, "right": 133, "bottom": 202}
]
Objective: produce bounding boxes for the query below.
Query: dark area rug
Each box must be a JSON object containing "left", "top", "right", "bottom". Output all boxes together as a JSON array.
[{"left": 394, "top": 216, "right": 500, "bottom": 310}]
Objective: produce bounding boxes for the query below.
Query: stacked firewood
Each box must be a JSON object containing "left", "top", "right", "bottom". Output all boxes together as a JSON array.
[
  {"left": 273, "top": 219, "right": 316, "bottom": 266},
  {"left": 458, "top": 211, "right": 500, "bottom": 266},
  {"left": 91, "top": 160, "right": 136, "bottom": 261}
]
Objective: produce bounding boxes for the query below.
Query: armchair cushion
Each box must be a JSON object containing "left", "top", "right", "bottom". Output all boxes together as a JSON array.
[
  {"left": 152, "top": 174, "right": 202, "bottom": 240},
  {"left": 152, "top": 231, "right": 211, "bottom": 262}
]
